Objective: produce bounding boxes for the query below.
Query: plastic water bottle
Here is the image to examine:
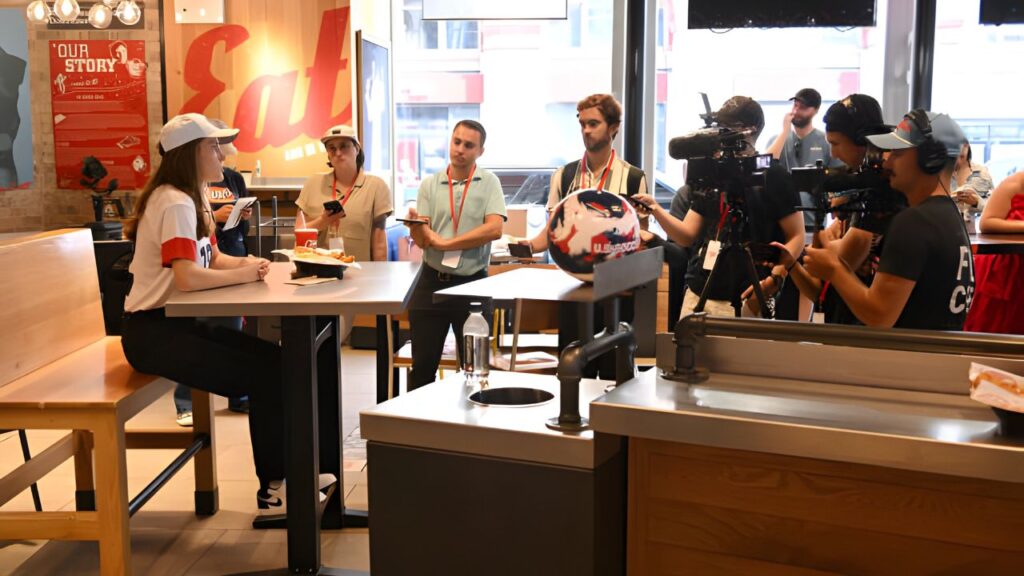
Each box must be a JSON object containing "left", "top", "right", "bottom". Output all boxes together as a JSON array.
[{"left": 462, "top": 302, "right": 490, "bottom": 387}]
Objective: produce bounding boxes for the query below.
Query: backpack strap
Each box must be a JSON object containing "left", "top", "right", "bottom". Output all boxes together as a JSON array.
[
  {"left": 626, "top": 165, "right": 644, "bottom": 198},
  {"left": 559, "top": 160, "right": 580, "bottom": 200}
]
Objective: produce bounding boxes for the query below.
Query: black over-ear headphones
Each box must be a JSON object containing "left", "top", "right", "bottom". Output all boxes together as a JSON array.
[{"left": 906, "top": 109, "right": 948, "bottom": 175}]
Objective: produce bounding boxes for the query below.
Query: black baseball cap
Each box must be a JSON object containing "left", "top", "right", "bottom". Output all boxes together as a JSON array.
[
  {"left": 716, "top": 96, "right": 765, "bottom": 138},
  {"left": 823, "top": 94, "right": 885, "bottom": 143},
  {"left": 790, "top": 88, "right": 822, "bottom": 109}
]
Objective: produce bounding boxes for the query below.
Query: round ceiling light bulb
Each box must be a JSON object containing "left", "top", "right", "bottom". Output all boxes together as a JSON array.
[
  {"left": 25, "top": 0, "right": 50, "bottom": 24},
  {"left": 116, "top": 0, "right": 141, "bottom": 26},
  {"left": 53, "top": 0, "right": 81, "bottom": 22},
  {"left": 88, "top": 3, "right": 113, "bottom": 29}
]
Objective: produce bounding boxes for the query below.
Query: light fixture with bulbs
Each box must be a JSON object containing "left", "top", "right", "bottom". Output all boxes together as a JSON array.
[{"left": 26, "top": 0, "right": 143, "bottom": 28}]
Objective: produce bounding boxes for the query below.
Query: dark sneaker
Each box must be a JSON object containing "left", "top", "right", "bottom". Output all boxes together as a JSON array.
[
  {"left": 176, "top": 411, "right": 193, "bottom": 427},
  {"left": 256, "top": 473, "right": 337, "bottom": 511}
]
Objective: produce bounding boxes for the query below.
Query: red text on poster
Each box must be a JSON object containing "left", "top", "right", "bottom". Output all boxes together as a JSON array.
[{"left": 49, "top": 40, "right": 150, "bottom": 189}]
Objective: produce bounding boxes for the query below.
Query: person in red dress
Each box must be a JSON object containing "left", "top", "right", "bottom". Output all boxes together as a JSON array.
[{"left": 965, "top": 172, "right": 1024, "bottom": 333}]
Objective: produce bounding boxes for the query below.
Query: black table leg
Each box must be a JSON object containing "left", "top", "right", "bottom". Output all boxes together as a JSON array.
[
  {"left": 318, "top": 316, "right": 344, "bottom": 530},
  {"left": 282, "top": 315, "right": 323, "bottom": 573},
  {"left": 376, "top": 314, "right": 400, "bottom": 403},
  {"left": 242, "top": 315, "right": 368, "bottom": 575}
]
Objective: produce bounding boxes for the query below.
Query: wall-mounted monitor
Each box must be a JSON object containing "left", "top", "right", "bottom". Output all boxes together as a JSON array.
[
  {"left": 981, "top": 0, "right": 1024, "bottom": 25},
  {"left": 689, "top": 0, "right": 876, "bottom": 29}
]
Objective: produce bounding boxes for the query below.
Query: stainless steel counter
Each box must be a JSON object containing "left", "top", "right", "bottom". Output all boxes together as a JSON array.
[
  {"left": 591, "top": 367, "right": 1024, "bottom": 483},
  {"left": 360, "top": 371, "right": 617, "bottom": 469}
]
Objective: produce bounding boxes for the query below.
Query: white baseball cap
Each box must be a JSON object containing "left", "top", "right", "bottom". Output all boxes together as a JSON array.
[
  {"left": 159, "top": 113, "right": 239, "bottom": 153},
  {"left": 319, "top": 124, "right": 360, "bottom": 147}
]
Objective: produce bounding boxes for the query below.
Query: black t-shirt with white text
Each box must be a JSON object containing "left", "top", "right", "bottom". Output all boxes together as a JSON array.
[
  {"left": 685, "top": 164, "right": 799, "bottom": 302},
  {"left": 877, "top": 195, "right": 974, "bottom": 330},
  {"left": 204, "top": 168, "right": 250, "bottom": 257}
]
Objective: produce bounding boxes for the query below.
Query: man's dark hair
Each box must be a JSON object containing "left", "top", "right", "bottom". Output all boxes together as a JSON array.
[{"left": 454, "top": 119, "right": 487, "bottom": 146}]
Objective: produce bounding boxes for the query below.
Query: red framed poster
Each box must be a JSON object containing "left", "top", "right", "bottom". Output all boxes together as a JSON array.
[{"left": 49, "top": 40, "right": 150, "bottom": 189}]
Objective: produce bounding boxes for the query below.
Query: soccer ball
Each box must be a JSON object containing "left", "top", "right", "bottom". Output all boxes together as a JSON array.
[{"left": 547, "top": 189, "right": 642, "bottom": 282}]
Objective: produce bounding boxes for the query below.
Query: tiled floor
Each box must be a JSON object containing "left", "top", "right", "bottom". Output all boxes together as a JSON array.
[{"left": 0, "top": 347, "right": 381, "bottom": 575}]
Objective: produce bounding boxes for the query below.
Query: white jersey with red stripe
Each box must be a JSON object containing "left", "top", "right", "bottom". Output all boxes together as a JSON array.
[{"left": 124, "top": 185, "right": 216, "bottom": 312}]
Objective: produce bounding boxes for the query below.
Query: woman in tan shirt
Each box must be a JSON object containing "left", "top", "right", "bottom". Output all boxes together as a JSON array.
[{"left": 296, "top": 124, "right": 393, "bottom": 262}]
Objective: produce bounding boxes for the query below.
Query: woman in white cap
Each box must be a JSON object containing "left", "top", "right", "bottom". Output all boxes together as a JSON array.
[
  {"left": 121, "top": 113, "right": 289, "bottom": 509},
  {"left": 295, "top": 124, "right": 393, "bottom": 262}
]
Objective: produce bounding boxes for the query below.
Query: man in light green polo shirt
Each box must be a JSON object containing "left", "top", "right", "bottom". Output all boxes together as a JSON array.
[{"left": 405, "top": 119, "right": 507, "bottom": 390}]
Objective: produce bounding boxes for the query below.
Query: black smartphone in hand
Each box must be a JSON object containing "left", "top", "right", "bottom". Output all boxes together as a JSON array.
[
  {"left": 396, "top": 217, "right": 428, "bottom": 225},
  {"left": 625, "top": 195, "right": 650, "bottom": 214},
  {"left": 747, "top": 242, "right": 782, "bottom": 264},
  {"left": 508, "top": 242, "right": 533, "bottom": 258},
  {"left": 323, "top": 200, "right": 344, "bottom": 215}
]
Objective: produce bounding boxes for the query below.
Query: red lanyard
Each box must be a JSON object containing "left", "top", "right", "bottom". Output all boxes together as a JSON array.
[
  {"left": 578, "top": 150, "right": 616, "bottom": 192},
  {"left": 447, "top": 164, "right": 475, "bottom": 235},
  {"left": 716, "top": 194, "right": 728, "bottom": 240},
  {"left": 332, "top": 172, "right": 358, "bottom": 206}
]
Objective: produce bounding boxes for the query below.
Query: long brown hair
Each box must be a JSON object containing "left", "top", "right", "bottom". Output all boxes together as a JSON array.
[{"left": 124, "top": 139, "right": 211, "bottom": 242}]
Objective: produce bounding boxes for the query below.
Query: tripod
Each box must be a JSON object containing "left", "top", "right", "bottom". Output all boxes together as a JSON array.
[{"left": 694, "top": 194, "right": 772, "bottom": 319}]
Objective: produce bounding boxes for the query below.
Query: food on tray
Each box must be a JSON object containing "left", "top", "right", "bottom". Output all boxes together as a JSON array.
[
  {"left": 293, "top": 246, "right": 356, "bottom": 264},
  {"left": 969, "top": 363, "right": 1024, "bottom": 413},
  {"left": 971, "top": 368, "right": 1024, "bottom": 395}
]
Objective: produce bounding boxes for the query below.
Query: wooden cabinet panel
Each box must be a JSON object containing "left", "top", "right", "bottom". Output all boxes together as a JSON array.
[{"left": 629, "top": 438, "right": 1024, "bottom": 575}]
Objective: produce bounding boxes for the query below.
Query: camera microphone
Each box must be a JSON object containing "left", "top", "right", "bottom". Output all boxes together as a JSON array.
[
  {"left": 668, "top": 129, "right": 720, "bottom": 160},
  {"left": 668, "top": 127, "right": 756, "bottom": 160}
]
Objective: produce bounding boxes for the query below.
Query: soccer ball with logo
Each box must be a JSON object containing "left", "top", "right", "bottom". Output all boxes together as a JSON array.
[{"left": 547, "top": 189, "right": 642, "bottom": 282}]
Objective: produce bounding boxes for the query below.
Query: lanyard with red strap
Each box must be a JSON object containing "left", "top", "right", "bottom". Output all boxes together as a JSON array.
[
  {"left": 447, "top": 164, "right": 476, "bottom": 235},
  {"left": 578, "top": 149, "right": 616, "bottom": 192},
  {"left": 818, "top": 220, "right": 847, "bottom": 305},
  {"left": 715, "top": 194, "right": 729, "bottom": 241},
  {"left": 331, "top": 172, "right": 359, "bottom": 206}
]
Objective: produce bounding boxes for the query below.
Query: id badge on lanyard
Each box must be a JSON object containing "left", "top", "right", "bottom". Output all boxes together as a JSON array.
[{"left": 442, "top": 165, "right": 475, "bottom": 269}]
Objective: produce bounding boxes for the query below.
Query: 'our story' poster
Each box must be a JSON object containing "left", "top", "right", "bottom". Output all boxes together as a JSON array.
[{"left": 50, "top": 40, "right": 150, "bottom": 189}]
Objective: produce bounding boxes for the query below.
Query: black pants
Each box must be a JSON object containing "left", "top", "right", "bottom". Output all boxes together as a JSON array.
[
  {"left": 121, "top": 309, "right": 286, "bottom": 486},
  {"left": 408, "top": 266, "right": 491, "bottom": 391}
]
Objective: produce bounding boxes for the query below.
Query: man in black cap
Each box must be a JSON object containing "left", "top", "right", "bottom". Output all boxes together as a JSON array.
[
  {"left": 767, "top": 88, "right": 834, "bottom": 172},
  {"left": 804, "top": 110, "right": 974, "bottom": 330},
  {"left": 634, "top": 96, "right": 805, "bottom": 318},
  {"left": 763, "top": 94, "right": 907, "bottom": 325}
]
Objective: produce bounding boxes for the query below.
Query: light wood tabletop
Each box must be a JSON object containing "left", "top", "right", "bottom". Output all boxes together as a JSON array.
[{"left": 165, "top": 261, "right": 421, "bottom": 317}]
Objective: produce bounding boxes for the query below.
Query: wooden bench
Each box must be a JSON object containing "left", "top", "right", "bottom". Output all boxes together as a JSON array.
[{"left": 0, "top": 229, "right": 218, "bottom": 576}]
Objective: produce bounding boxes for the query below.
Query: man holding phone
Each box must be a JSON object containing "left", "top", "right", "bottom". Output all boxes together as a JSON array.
[
  {"left": 296, "top": 124, "right": 392, "bottom": 262},
  {"left": 404, "top": 120, "right": 507, "bottom": 391}
]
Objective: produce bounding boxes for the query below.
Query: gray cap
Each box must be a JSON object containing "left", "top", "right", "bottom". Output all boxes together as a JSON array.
[{"left": 865, "top": 111, "right": 966, "bottom": 160}]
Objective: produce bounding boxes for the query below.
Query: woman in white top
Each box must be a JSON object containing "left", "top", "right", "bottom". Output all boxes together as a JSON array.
[
  {"left": 295, "top": 124, "right": 393, "bottom": 262},
  {"left": 121, "top": 113, "right": 289, "bottom": 510}
]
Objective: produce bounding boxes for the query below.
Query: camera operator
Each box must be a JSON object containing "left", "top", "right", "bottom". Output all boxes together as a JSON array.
[
  {"left": 803, "top": 111, "right": 974, "bottom": 330},
  {"left": 633, "top": 96, "right": 804, "bottom": 317},
  {"left": 757, "top": 94, "right": 906, "bottom": 324}
]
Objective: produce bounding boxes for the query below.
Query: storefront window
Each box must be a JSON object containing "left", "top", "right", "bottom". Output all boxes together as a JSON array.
[
  {"left": 393, "top": 0, "right": 614, "bottom": 206},
  {"left": 932, "top": 0, "right": 1024, "bottom": 185},
  {"left": 655, "top": 0, "right": 888, "bottom": 190}
]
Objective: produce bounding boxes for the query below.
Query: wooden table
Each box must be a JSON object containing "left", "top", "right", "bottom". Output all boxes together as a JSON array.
[
  {"left": 971, "top": 233, "right": 1024, "bottom": 255},
  {"left": 166, "top": 261, "right": 419, "bottom": 576}
]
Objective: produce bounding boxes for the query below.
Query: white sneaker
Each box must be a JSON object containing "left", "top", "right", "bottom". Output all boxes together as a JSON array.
[
  {"left": 176, "top": 411, "right": 193, "bottom": 427},
  {"left": 257, "top": 473, "right": 337, "bottom": 511}
]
